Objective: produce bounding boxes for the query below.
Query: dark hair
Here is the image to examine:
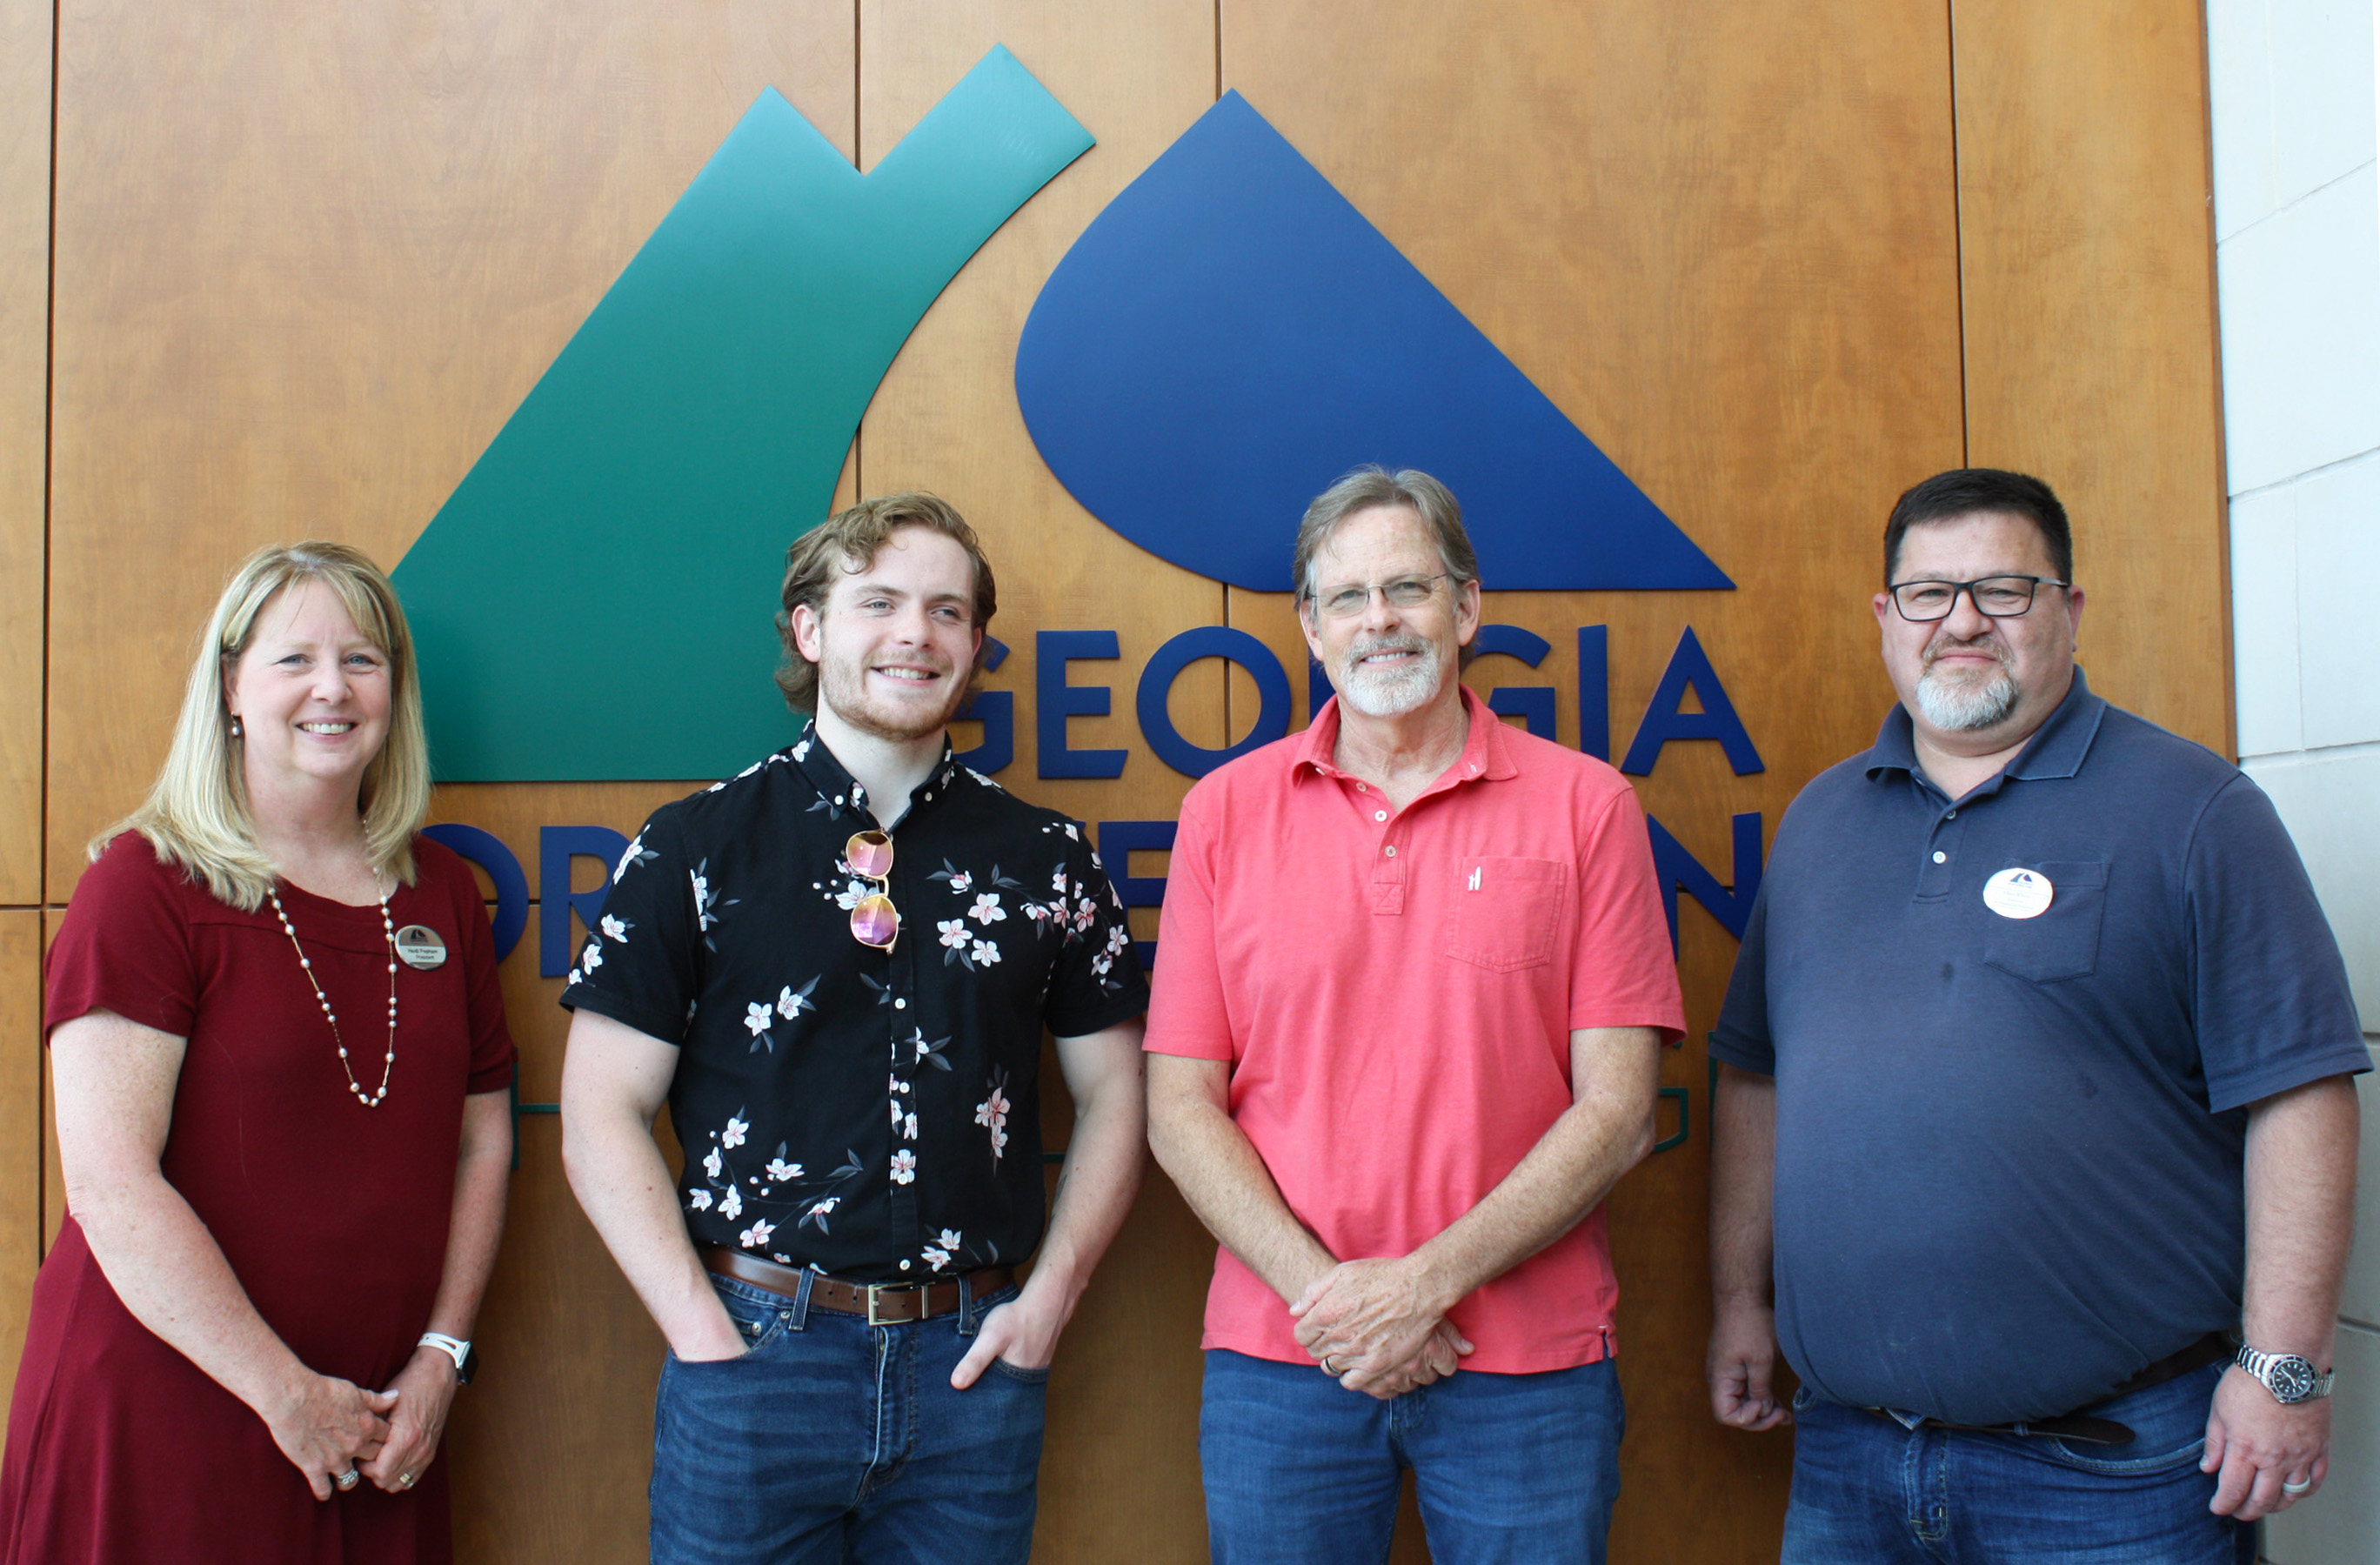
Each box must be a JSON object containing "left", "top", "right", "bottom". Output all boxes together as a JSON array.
[
  {"left": 1883, "top": 469, "right": 2072, "bottom": 585},
  {"left": 774, "top": 492, "right": 997, "bottom": 712}
]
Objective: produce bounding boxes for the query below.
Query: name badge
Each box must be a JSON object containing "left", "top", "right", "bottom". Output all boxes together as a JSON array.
[
  {"left": 395, "top": 925, "right": 449, "bottom": 970},
  {"left": 1982, "top": 867, "right": 2054, "bottom": 920}
]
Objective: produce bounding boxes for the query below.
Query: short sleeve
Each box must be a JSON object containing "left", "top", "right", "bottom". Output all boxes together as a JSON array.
[
  {"left": 560, "top": 806, "right": 702, "bottom": 1047},
  {"left": 424, "top": 839, "right": 518, "bottom": 1095},
  {"left": 1709, "top": 880, "right": 1775, "bottom": 1075},
  {"left": 1143, "top": 786, "right": 1233, "bottom": 1060},
  {"left": 1564, "top": 785, "right": 1688, "bottom": 1040},
  {"left": 46, "top": 833, "right": 201, "bottom": 1040},
  {"left": 1042, "top": 824, "right": 1150, "bottom": 1039},
  {"left": 2188, "top": 776, "right": 2370, "bottom": 1111}
]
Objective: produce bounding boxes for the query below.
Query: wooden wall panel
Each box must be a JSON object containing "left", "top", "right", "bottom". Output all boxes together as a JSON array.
[
  {"left": 0, "top": 914, "right": 39, "bottom": 1414},
  {"left": 44, "top": 0, "right": 860, "bottom": 903},
  {"left": 0, "top": 0, "right": 48, "bottom": 905},
  {"left": 858, "top": 7, "right": 1223, "bottom": 1557},
  {"left": 1954, "top": 0, "right": 2231, "bottom": 753},
  {"left": 1220, "top": 0, "right": 1969, "bottom": 1556}
]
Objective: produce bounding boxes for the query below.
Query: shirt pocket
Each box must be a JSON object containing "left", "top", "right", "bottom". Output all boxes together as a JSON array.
[
  {"left": 1444, "top": 857, "right": 1568, "bottom": 973},
  {"left": 1982, "top": 860, "right": 2109, "bottom": 984}
]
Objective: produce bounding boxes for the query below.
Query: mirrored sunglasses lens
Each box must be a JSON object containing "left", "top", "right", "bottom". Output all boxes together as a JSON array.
[
  {"left": 846, "top": 833, "right": 893, "bottom": 879},
  {"left": 850, "top": 895, "right": 899, "bottom": 948}
]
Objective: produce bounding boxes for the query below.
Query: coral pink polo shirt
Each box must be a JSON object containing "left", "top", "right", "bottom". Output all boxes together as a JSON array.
[{"left": 1146, "top": 688, "right": 1686, "bottom": 1374}]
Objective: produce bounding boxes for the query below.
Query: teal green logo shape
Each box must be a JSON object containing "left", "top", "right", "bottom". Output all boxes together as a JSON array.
[{"left": 392, "top": 48, "right": 1093, "bottom": 780}]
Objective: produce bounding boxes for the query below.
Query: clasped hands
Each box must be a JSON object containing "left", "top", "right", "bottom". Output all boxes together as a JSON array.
[{"left": 1290, "top": 1256, "right": 1474, "bottom": 1401}]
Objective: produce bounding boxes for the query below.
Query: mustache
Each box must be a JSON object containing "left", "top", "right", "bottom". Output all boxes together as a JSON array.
[
  {"left": 1345, "top": 633, "right": 1433, "bottom": 663},
  {"left": 1921, "top": 631, "right": 2009, "bottom": 668}
]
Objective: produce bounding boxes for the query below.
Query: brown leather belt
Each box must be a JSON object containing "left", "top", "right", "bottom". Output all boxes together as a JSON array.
[
  {"left": 1862, "top": 1330, "right": 2235, "bottom": 1448},
  {"left": 702, "top": 1246, "right": 1014, "bottom": 1326}
]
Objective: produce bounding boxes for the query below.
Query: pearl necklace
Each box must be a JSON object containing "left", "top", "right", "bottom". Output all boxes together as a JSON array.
[{"left": 268, "top": 874, "right": 398, "bottom": 1108}]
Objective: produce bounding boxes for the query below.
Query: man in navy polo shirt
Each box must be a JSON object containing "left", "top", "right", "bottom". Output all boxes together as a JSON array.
[{"left": 1706, "top": 468, "right": 2366, "bottom": 1562}]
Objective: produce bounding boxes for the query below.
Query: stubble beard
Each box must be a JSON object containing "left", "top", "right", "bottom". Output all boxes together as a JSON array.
[
  {"left": 1914, "top": 635, "right": 2021, "bottom": 732},
  {"left": 1335, "top": 633, "right": 1447, "bottom": 719},
  {"left": 818, "top": 653, "right": 967, "bottom": 743}
]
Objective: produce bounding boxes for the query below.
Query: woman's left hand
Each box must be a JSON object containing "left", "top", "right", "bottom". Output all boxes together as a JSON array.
[{"left": 359, "top": 1346, "right": 459, "bottom": 1495}]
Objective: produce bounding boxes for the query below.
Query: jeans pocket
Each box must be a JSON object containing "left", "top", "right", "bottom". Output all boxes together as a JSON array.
[
  {"left": 1444, "top": 857, "right": 1566, "bottom": 972},
  {"left": 989, "top": 1357, "right": 1052, "bottom": 1385},
  {"left": 701, "top": 1275, "right": 792, "bottom": 1357},
  {"left": 2036, "top": 1430, "right": 2206, "bottom": 1476},
  {"left": 1982, "top": 861, "right": 2109, "bottom": 983}
]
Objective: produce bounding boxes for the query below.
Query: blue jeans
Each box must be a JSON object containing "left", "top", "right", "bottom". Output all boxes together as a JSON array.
[
  {"left": 649, "top": 1275, "right": 1047, "bottom": 1564},
  {"left": 1199, "top": 1348, "right": 1625, "bottom": 1565},
  {"left": 1783, "top": 1362, "right": 2256, "bottom": 1564}
]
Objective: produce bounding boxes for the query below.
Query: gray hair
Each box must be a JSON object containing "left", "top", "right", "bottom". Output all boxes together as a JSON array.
[{"left": 1291, "top": 467, "right": 1481, "bottom": 604}]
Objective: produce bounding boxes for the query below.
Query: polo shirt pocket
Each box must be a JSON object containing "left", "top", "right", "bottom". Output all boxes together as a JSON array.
[
  {"left": 1982, "top": 860, "right": 2109, "bottom": 984},
  {"left": 1445, "top": 857, "right": 1567, "bottom": 973}
]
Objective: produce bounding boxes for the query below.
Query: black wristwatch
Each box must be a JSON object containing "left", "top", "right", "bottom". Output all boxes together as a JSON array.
[
  {"left": 2233, "top": 1342, "right": 2331, "bottom": 1403},
  {"left": 418, "top": 1332, "right": 478, "bottom": 1385}
]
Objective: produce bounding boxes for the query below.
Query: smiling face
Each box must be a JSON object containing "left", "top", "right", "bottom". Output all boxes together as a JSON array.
[
  {"left": 224, "top": 579, "right": 394, "bottom": 803},
  {"left": 1299, "top": 504, "right": 1481, "bottom": 721},
  {"left": 790, "top": 525, "right": 984, "bottom": 743},
  {"left": 1874, "top": 509, "right": 2084, "bottom": 753}
]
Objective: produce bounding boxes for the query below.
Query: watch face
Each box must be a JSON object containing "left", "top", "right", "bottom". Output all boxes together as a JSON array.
[
  {"left": 456, "top": 1343, "right": 478, "bottom": 1385},
  {"left": 2269, "top": 1357, "right": 2316, "bottom": 1402}
]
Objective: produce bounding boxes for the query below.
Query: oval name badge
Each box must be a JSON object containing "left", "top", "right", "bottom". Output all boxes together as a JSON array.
[
  {"left": 1982, "top": 867, "right": 2054, "bottom": 920},
  {"left": 395, "top": 925, "right": 448, "bottom": 970}
]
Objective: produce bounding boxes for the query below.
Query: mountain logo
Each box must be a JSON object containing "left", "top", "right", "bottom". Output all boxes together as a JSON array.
[{"left": 1014, "top": 92, "right": 1729, "bottom": 594}]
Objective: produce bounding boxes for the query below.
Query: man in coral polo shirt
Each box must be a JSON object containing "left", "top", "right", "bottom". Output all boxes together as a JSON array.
[{"left": 1146, "top": 467, "right": 1685, "bottom": 1564}]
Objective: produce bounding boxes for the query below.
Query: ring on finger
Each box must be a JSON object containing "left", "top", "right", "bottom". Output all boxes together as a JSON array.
[
  {"left": 1320, "top": 1354, "right": 1341, "bottom": 1376},
  {"left": 2282, "top": 1476, "right": 2314, "bottom": 1496},
  {"left": 334, "top": 1468, "right": 360, "bottom": 1492},
  {"left": 398, "top": 1472, "right": 415, "bottom": 1489}
]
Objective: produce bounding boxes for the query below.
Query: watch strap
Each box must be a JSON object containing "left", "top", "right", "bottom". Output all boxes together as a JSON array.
[
  {"left": 418, "top": 1331, "right": 472, "bottom": 1381},
  {"left": 2234, "top": 1341, "right": 2332, "bottom": 1401}
]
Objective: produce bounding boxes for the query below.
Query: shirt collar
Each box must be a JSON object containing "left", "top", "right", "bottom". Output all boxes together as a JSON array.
[
  {"left": 1289, "top": 686, "right": 1519, "bottom": 786},
  {"left": 789, "top": 717, "right": 960, "bottom": 827},
  {"left": 1862, "top": 665, "right": 2108, "bottom": 786}
]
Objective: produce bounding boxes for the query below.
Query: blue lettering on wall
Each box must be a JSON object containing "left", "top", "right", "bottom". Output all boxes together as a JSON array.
[
  {"left": 1646, "top": 810, "right": 1764, "bottom": 953},
  {"left": 1037, "top": 629, "right": 1128, "bottom": 779},
  {"left": 1621, "top": 626, "right": 1764, "bottom": 777},
  {"left": 540, "top": 826, "right": 632, "bottom": 977},
  {"left": 1138, "top": 626, "right": 1292, "bottom": 778},
  {"left": 1473, "top": 624, "right": 1554, "bottom": 739},
  {"left": 953, "top": 636, "right": 1013, "bottom": 773},
  {"left": 1096, "top": 819, "right": 1176, "bottom": 972},
  {"left": 422, "top": 822, "right": 529, "bottom": 962},
  {"left": 1577, "top": 625, "right": 1609, "bottom": 761}
]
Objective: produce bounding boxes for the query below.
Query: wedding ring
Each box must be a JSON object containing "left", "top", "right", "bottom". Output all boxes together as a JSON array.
[
  {"left": 1320, "top": 1355, "right": 1342, "bottom": 1376},
  {"left": 335, "top": 1468, "right": 361, "bottom": 1491},
  {"left": 2282, "top": 1477, "right": 2314, "bottom": 1496},
  {"left": 398, "top": 1473, "right": 415, "bottom": 1489}
]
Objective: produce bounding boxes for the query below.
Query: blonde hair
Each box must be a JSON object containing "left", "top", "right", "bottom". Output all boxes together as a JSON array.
[
  {"left": 95, "top": 541, "right": 431, "bottom": 910},
  {"left": 774, "top": 493, "right": 998, "bottom": 712}
]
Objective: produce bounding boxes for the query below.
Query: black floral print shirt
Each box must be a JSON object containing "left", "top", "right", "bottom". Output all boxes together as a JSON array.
[{"left": 560, "top": 720, "right": 1147, "bottom": 1283}]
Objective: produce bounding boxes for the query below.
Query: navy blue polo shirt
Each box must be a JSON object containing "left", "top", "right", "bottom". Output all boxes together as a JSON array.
[{"left": 1714, "top": 669, "right": 2368, "bottom": 1426}]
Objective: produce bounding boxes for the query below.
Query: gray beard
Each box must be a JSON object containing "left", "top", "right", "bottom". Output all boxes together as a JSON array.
[
  {"left": 1915, "top": 663, "right": 2020, "bottom": 732},
  {"left": 1336, "top": 637, "right": 1445, "bottom": 718}
]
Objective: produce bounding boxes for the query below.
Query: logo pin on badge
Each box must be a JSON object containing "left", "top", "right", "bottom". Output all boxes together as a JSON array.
[
  {"left": 395, "top": 926, "right": 449, "bottom": 970},
  {"left": 1982, "top": 868, "right": 2054, "bottom": 920}
]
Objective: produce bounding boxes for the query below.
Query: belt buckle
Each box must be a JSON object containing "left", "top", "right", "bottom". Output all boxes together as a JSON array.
[{"left": 865, "top": 1282, "right": 919, "bottom": 1327}]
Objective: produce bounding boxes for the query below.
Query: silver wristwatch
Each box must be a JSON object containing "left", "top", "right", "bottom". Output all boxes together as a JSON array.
[{"left": 2233, "top": 1342, "right": 2332, "bottom": 1403}]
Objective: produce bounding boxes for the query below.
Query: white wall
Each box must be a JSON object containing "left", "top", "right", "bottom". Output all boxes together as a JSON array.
[{"left": 2210, "top": 0, "right": 2380, "bottom": 1556}]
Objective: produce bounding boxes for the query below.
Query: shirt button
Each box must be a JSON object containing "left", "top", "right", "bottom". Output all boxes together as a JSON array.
[
  {"left": 899, "top": 1259, "right": 912, "bottom": 1271},
  {"left": 1932, "top": 850, "right": 1947, "bottom": 864},
  {"left": 1945, "top": 809, "right": 1957, "bottom": 819},
  {"left": 1374, "top": 810, "right": 1388, "bottom": 822},
  {"left": 1355, "top": 783, "right": 1367, "bottom": 792},
  {"left": 1384, "top": 846, "right": 1397, "bottom": 858},
  {"left": 893, "top": 998, "right": 907, "bottom": 1009}
]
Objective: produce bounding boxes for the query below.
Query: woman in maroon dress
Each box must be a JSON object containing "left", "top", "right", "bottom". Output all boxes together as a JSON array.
[{"left": 0, "top": 542, "right": 515, "bottom": 1564}]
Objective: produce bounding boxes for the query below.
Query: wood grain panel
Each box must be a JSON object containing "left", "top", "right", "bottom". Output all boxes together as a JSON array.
[
  {"left": 0, "top": 0, "right": 48, "bottom": 905},
  {"left": 1221, "top": 0, "right": 1968, "bottom": 1556},
  {"left": 1953, "top": 0, "right": 2230, "bottom": 753},
  {"left": 858, "top": 7, "right": 1221, "bottom": 1558},
  {"left": 45, "top": 0, "right": 860, "bottom": 901},
  {"left": 0, "top": 913, "right": 41, "bottom": 1421}
]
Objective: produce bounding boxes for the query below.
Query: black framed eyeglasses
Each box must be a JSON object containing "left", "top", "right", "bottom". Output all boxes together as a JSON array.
[{"left": 1887, "top": 575, "right": 2069, "bottom": 623}]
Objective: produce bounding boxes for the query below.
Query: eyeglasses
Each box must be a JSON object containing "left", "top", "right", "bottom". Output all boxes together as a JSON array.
[
  {"left": 844, "top": 831, "right": 899, "bottom": 950},
  {"left": 1308, "top": 573, "right": 1451, "bottom": 620},
  {"left": 1887, "top": 575, "right": 2069, "bottom": 623}
]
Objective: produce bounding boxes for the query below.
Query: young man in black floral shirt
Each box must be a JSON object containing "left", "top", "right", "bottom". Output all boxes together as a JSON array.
[{"left": 558, "top": 494, "right": 1149, "bottom": 1564}]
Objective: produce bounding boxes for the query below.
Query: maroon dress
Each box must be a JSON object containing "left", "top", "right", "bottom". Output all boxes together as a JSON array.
[{"left": 0, "top": 833, "right": 515, "bottom": 1565}]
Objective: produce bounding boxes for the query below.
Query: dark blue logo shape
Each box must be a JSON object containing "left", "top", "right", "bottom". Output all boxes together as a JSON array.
[{"left": 1015, "top": 93, "right": 1731, "bottom": 593}]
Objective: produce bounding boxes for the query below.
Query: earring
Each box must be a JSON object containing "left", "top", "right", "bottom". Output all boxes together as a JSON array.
[{"left": 230, "top": 717, "right": 243, "bottom": 739}]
